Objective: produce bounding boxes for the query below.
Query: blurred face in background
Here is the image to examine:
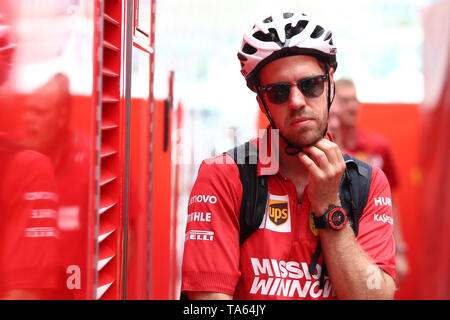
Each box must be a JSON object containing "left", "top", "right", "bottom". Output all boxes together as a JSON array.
[
  {"left": 23, "top": 74, "right": 70, "bottom": 155},
  {"left": 334, "top": 81, "right": 359, "bottom": 128},
  {"left": 328, "top": 103, "right": 342, "bottom": 146}
]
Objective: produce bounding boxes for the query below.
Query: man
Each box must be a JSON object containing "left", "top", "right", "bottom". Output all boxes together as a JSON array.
[
  {"left": 181, "top": 11, "right": 396, "bottom": 300},
  {"left": 327, "top": 98, "right": 342, "bottom": 146},
  {"left": 22, "top": 73, "right": 90, "bottom": 299},
  {"left": 333, "top": 78, "right": 409, "bottom": 285},
  {"left": 0, "top": 16, "right": 61, "bottom": 299},
  {"left": 0, "top": 133, "right": 61, "bottom": 299}
]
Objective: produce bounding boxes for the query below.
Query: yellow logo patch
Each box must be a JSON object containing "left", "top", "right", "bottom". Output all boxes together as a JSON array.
[{"left": 309, "top": 206, "right": 319, "bottom": 236}]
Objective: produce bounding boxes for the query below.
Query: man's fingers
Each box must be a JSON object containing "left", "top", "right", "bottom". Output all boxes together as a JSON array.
[
  {"left": 300, "top": 140, "right": 345, "bottom": 180},
  {"left": 298, "top": 151, "right": 322, "bottom": 177},
  {"left": 313, "top": 139, "right": 342, "bottom": 165},
  {"left": 302, "top": 145, "right": 333, "bottom": 173}
]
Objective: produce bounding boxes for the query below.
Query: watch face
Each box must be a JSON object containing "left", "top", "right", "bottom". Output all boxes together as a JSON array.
[{"left": 329, "top": 208, "right": 347, "bottom": 230}]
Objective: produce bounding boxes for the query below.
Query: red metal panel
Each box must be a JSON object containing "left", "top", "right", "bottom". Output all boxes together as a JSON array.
[
  {"left": 171, "top": 101, "right": 184, "bottom": 298},
  {"left": 96, "top": 0, "right": 125, "bottom": 300},
  {"left": 124, "top": 0, "right": 154, "bottom": 300},
  {"left": 149, "top": 98, "right": 173, "bottom": 299},
  {"left": 416, "top": 0, "right": 450, "bottom": 299},
  {"left": 357, "top": 103, "right": 421, "bottom": 299},
  {"left": 125, "top": 96, "right": 151, "bottom": 299}
]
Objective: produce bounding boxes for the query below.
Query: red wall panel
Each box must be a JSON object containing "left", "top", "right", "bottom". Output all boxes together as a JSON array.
[
  {"left": 357, "top": 103, "right": 421, "bottom": 299},
  {"left": 149, "top": 99, "right": 173, "bottom": 299}
]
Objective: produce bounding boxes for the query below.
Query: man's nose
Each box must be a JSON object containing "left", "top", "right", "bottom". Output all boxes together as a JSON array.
[
  {"left": 24, "top": 109, "right": 37, "bottom": 124},
  {"left": 288, "top": 85, "right": 306, "bottom": 110}
]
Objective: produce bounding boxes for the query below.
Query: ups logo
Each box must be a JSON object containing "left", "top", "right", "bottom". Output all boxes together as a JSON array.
[{"left": 268, "top": 201, "right": 288, "bottom": 225}]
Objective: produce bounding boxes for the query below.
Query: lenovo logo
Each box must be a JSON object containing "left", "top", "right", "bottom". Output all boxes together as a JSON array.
[{"left": 189, "top": 194, "right": 218, "bottom": 206}]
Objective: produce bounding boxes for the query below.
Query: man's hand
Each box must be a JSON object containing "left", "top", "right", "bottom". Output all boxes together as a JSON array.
[{"left": 298, "top": 138, "right": 346, "bottom": 215}]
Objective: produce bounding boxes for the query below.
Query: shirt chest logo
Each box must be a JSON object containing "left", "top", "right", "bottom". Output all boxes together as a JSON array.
[
  {"left": 269, "top": 201, "right": 288, "bottom": 225},
  {"left": 260, "top": 194, "right": 291, "bottom": 233}
]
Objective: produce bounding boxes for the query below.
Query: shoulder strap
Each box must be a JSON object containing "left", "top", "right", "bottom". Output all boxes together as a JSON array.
[
  {"left": 225, "top": 142, "right": 268, "bottom": 246},
  {"left": 339, "top": 153, "right": 372, "bottom": 236},
  {"left": 312, "top": 152, "right": 373, "bottom": 289}
]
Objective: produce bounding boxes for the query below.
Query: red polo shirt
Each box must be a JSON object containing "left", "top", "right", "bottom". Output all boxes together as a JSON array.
[
  {"left": 347, "top": 129, "right": 399, "bottom": 190},
  {"left": 0, "top": 136, "right": 60, "bottom": 297},
  {"left": 181, "top": 130, "right": 396, "bottom": 300}
]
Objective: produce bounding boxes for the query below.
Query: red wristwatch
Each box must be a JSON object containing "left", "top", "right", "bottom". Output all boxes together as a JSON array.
[{"left": 313, "top": 205, "right": 348, "bottom": 231}]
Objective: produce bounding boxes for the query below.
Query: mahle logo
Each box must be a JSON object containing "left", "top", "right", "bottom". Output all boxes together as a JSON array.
[{"left": 268, "top": 201, "right": 288, "bottom": 225}]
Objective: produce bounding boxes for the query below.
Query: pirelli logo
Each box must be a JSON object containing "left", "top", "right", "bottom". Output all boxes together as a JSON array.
[
  {"left": 260, "top": 194, "right": 291, "bottom": 233},
  {"left": 185, "top": 230, "right": 214, "bottom": 242}
]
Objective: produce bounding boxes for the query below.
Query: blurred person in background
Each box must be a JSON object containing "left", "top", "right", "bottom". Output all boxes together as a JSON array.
[
  {"left": 181, "top": 11, "right": 396, "bottom": 300},
  {"left": 332, "top": 78, "right": 409, "bottom": 285},
  {"left": 327, "top": 99, "right": 342, "bottom": 147},
  {"left": 0, "top": 131, "right": 61, "bottom": 299},
  {"left": 0, "top": 13, "right": 61, "bottom": 299},
  {"left": 22, "top": 73, "right": 90, "bottom": 299}
]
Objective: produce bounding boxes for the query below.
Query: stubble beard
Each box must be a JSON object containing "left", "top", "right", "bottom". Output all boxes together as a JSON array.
[{"left": 281, "top": 118, "right": 327, "bottom": 149}]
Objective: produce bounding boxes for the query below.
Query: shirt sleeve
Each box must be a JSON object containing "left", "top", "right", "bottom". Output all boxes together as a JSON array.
[
  {"left": 181, "top": 154, "right": 242, "bottom": 296},
  {"left": 356, "top": 166, "right": 396, "bottom": 281}
]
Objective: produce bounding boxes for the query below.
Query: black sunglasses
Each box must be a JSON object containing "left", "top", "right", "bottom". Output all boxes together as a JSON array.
[{"left": 259, "top": 74, "right": 328, "bottom": 105}]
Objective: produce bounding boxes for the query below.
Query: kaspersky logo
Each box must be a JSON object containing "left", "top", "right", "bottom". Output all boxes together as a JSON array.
[
  {"left": 268, "top": 201, "right": 288, "bottom": 225},
  {"left": 260, "top": 194, "right": 291, "bottom": 233}
]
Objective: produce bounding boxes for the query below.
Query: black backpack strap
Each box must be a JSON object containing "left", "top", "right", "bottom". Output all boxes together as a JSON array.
[
  {"left": 309, "top": 153, "right": 373, "bottom": 289},
  {"left": 340, "top": 153, "right": 372, "bottom": 236},
  {"left": 225, "top": 142, "right": 268, "bottom": 246}
]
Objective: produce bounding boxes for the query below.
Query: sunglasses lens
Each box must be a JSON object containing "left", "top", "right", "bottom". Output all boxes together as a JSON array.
[
  {"left": 266, "top": 84, "right": 291, "bottom": 104},
  {"left": 299, "top": 76, "right": 325, "bottom": 98},
  {"left": 261, "top": 75, "right": 327, "bottom": 104}
]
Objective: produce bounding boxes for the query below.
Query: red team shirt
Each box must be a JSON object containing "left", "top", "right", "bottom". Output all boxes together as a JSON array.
[
  {"left": 0, "top": 135, "right": 60, "bottom": 297},
  {"left": 346, "top": 129, "right": 398, "bottom": 190},
  {"left": 182, "top": 130, "right": 396, "bottom": 300}
]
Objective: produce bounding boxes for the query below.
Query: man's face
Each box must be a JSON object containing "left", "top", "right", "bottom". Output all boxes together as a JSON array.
[
  {"left": 334, "top": 83, "right": 359, "bottom": 128},
  {"left": 257, "top": 55, "right": 331, "bottom": 148},
  {"left": 23, "top": 91, "right": 62, "bottom": 155},
  {"left": 328, "top": 104, "right": 341, "bottom": 144}
]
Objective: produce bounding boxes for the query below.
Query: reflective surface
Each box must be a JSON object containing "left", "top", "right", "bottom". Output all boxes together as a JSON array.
[
  {"left": 0, "top": 0, "right": 95, "bottom": 299},
  {"left": 125, "top": 47, "right": 151, "bottom": 299}
]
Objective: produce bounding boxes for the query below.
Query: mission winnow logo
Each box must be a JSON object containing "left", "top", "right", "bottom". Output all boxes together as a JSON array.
[{"left": 249, "top": 258, "right": 336, "bottom": 299}]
